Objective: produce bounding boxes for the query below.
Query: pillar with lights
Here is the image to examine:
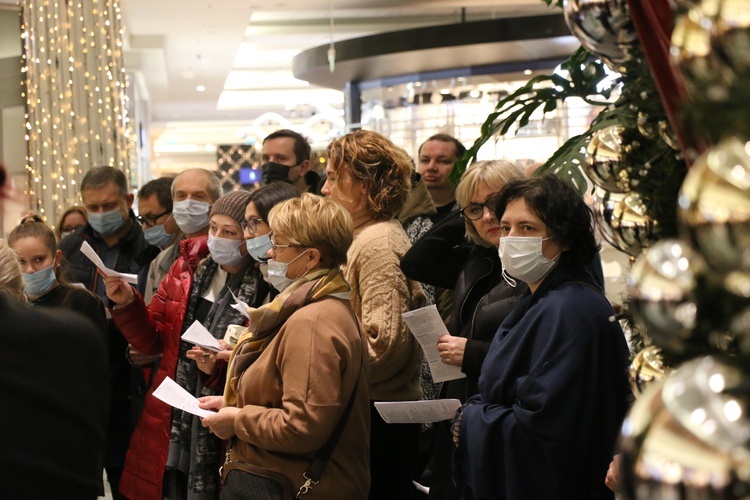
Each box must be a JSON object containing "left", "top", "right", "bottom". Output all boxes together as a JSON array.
[{"left": 21, "top": 0, "right": 131, "bottom": 226}]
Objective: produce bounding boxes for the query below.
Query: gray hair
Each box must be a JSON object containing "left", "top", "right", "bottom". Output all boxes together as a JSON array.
[{"left": 172, "top": 168, "right": 223, "bottom": 203}]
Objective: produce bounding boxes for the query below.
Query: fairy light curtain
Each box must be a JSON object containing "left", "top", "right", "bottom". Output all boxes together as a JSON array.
[{"left": 21, "top": 0, "right": 130, "bottom": 226}]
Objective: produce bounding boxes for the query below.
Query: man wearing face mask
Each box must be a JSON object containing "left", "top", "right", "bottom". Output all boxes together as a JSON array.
[
  {"left": 260, "top": 128, "right": 322, "bottom": 194},
  {"left": 58, "top": 165, "right": 152, "bottom": 499}
]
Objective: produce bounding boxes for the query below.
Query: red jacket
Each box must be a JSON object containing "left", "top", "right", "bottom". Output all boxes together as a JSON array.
[{"left": 110, "top": 236, "right": 209, "bottom": 500}]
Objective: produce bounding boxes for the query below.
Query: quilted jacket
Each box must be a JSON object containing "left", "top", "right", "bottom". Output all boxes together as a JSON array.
[{"left": 110, "top": 235, "right": 209, "bottom": 500}]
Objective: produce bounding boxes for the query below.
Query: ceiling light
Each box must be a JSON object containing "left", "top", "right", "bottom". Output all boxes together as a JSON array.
[
  {"left": 523, "top": 69, "right": 533, "bottom": 75},
  {"left": 196, "top": 85, "right": 206, "bottom": 92}
]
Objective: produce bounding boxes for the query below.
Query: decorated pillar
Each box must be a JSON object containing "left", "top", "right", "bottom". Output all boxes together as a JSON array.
[{"left": 21, "top": 0, "right": 130, "bottom": 226}]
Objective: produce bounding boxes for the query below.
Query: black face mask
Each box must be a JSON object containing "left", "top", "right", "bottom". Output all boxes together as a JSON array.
[{"left": 262, "top": 162, "right": 293, "bottom": 184}]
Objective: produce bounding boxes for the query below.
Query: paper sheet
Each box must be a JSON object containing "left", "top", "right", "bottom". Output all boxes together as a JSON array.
[
  {"left": 80, "top": 241, "right": 139, "bottom": 285},
  {"left": 181, "top": 320, "right": 222, "bottom": 352},
  {"left": 374, "top": 399, "right": 462, "bottom": 424},
  {"left": 228, "top": 288, "right": 250, "bottom": 319},
  {"left": 152, "top": 376, "right": 216, "bottom": 418},
  {"left": 402, "top": 305, "right": 466, "bottom": 383}
]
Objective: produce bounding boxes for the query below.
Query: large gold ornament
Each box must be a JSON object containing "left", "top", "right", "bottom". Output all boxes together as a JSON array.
[
  {"left": 619, "top": 356, "right": 750, "bottom": 498},
  {"left": 585, "top": 125, "right": 631, "bottom": 192},
  {"left": 628, "top": 239, "right": 703, "bottom": 354},
  {"left": 678, "top": 136, "right": 750, "bottom": 281},
  {"left": 562, "top": 0, "right": 638, "bottom": 72},
  {"left": 670, "top": 5, "right": 731, "bottom": 92}
]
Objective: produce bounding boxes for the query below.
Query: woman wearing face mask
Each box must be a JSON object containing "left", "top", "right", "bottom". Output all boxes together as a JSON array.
[
  {"left": 192, "top": 183, "right": 300, "bottom": 393},
  {"left": 451, "top": 174, "right": 630, "bottom": 500},
  {"left": 8, "top": 221, "right": 106, "bottom": 332},
  {"left": 322, "top": 130, "right": 426, "bottom": 499},
  {"left": 199, "top": 193, "right": 370, "bottom": 499},
  {"left": 104, "top": 187, "right": 297, "bottom": 500},
  {"left": 400, "top": 160, "right": 527, "bottom": 499}
]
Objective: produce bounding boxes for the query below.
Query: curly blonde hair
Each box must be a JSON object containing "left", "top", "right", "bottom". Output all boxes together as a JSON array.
[
  {"left": 456, "top": 159, "right": 525, "bottom": 246},
  {"left": 0, "top": 239, "right": 25, "bottom": 302},
  {"left": 268, "top": 193, "right": 353, "bottom": 267},
  {"left": 327, "top": 130, "right": 412, "bottom": 220}
]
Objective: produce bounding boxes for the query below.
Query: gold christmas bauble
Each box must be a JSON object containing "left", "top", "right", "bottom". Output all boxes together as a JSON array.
[
  {"left": 629, "top": 345, "right": 667, "bottom": 397},
  {"left": 610, "top": 191, "right": 659, "bottom": 257},
  {"left": 585, "top": 125, "right": 631, "bottom": 193},
  {"left": 619, "top": 356, "right": 750, "bottom": 498},
  {"left": 678, "top": 136, "right": 750, "bottom": 277}
]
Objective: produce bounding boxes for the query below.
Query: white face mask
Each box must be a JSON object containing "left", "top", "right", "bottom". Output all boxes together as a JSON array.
[
  {"left": 172, "top": 199, "right": 210, "bottom": 234},
  {"left": 498, "top": 236, "right": 560, "bottom": 287},
  {"left": 264, "top": 250, "right": 310, "bottom": 292},
  {"left": 207, "top": 234, "right": 246, "bottom": 266}
]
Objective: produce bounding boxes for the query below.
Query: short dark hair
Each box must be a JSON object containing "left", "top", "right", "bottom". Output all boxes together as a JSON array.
[
  {"left": 248, "top": 182, "right": 300, "bottom": 222},
  {"left": 81, "top": 166, "right": 129, "bottom": 198},
  {"left": 493, "top": 174, "right": 600, "bottom": 270},
  {"left": 138, "top": 177, "right": 175, "bottom": 212},
  {"left": 418, "top": 133, "right": 467, "bottom": 159},
  {"left": 263, "top": 129, "right": 311, "bottom": 164}
]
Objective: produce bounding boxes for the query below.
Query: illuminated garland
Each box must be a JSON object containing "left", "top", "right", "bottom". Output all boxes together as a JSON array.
[{"left": 21, "top": 0, "right": 130, "bottom": 226}]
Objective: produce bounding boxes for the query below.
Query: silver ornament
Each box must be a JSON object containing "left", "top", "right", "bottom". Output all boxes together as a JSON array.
[
  {"left": 585, "top": 125, "right": 632, "bottom": 192},
  {"left": 678, "top": 136, "right": 750, "bottom": 278},
  {"left": 628, "top": 239, "right": 703, "bottom": 353},
  {"left": 619, "top": 356, "right": 750, "bottom": 498},
  {"left": 563, "top": 0, "right": 638, "bottom": 72}
]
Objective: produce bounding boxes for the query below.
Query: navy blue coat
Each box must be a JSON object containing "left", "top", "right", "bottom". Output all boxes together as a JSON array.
[{"left": 457, "top": 265, "right": 630, "bottom": 500}]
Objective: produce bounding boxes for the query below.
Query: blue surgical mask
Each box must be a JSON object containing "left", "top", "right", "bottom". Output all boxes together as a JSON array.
[
  {"left": 24, "top": 265, "right": 58, "bottom": 296},
  {"left": 144, "top": 223, "right": 174, "bottom": 248},
  {"left": 245, "top": 233, "right": 272, "bottom": 262},
  {"left": 208, "top": 234, "right": 246, "bottom": 266},
  {"left": 88, "top": 208, "right": 125, "bottom": 236},
  {"left": 265, "top": 250, "right": 309, "bottom": 292},
  {"left": 173, "top": 199, "right": 211, "bottom": 234}
]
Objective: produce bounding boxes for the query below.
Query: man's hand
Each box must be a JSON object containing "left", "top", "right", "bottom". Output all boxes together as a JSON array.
[{"left": 437, "top": 334, "right": 468, "bottom": 367}]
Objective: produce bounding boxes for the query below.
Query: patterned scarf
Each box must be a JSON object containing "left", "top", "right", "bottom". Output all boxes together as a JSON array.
[
  {"left": 167, "top": 257, "right": 263, "bottom": 496},
  {"left": 223, "top": 267, "right": 351, "bottom": 407}
]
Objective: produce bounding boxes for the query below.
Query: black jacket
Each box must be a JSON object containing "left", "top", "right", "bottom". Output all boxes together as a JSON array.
[
  {"left": 0, "top": 295, "right": 108, "bottom": 499},
  {"left": 58, "top": 211, "right": 155, "bottom": 471},
  {"left": 59, "top": 210, "right": 154, "bottom": 297},
  {"left": 401, "top": 209, "right": 528, "bottom": 400}
]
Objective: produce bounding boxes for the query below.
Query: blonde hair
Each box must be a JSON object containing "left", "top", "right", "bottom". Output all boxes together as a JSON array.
[
  {"left": 456, "top": 159, "right": 525, "bottom": 246},
  {"left": 0, "top": 239, "right": 25, "bottom": 302},
  {"left": 327, "top": 130, "right": 412, "bottom": 220},
  {"left": 268, "top": 193, "right": 354, "bottom": 267}
]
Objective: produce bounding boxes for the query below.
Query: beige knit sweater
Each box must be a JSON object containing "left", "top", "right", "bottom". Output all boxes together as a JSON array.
[{"left": 344, "top": 218, "right": 426, "bottom": 401}]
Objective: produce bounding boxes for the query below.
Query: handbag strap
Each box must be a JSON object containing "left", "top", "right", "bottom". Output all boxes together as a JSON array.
[{"left": 296, "top": 377, "right": 359, "bottom": 498}]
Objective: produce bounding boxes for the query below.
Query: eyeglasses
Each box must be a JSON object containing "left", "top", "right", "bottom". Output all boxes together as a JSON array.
[
  {"left": 241, "top": 217, "right": 264, "bottom": 234},
  {"left": 269, "top": 236, "right": 301, "bottom": 251},
  {"left": 136, "top": 210, "right": 171, "bottom": 227},
  {"left": 460, "top": 197, "right": 499, "bottom": 221}
]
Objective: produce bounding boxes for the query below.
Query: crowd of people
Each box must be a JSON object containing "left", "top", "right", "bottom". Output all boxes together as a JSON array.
[{"left": 0, "top": 128, "right": 630, "bottom": 500}]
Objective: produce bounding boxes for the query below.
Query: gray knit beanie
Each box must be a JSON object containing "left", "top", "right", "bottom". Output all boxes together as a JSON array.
[{"left": 210, "top": 190, "right": 253, "bottom": 225}]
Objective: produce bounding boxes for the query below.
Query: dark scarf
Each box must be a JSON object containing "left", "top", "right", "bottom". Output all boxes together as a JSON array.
[{"left": 168, "top": 257, "right": 262, "bottom": 495}]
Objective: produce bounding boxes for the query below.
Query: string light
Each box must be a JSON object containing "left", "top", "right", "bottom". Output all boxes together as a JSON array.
[{"left": 21, "top": 0, "right": 130, "bottom": 226}]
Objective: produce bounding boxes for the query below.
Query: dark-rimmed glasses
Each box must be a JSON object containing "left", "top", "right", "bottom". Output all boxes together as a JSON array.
[
  {"left": 460, "top": 198, "right": 499, "bottom": 221},
  {"left": 241, "top": 217, "right": 264, "bottom": 235},
  {"left": 136, "top": 210, "right": 171, "bottom": 227}
]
